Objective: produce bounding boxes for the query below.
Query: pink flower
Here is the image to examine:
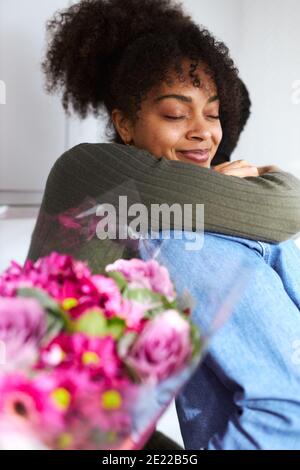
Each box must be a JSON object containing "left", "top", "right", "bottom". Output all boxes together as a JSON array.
[
  {"left": 126, "top": 310, "right": 192, "bottom": 382},
  {"left": 91, "top": 275, "right": 123, "bottom": 318},
  {"left": 118, "top": 298, "right": 149, "bottom": 333},
  {"left": 0, "top": 254, "right": 91, "bottom": 297},
  {"left": 0, "top": 372, "right": 65, "bottom": 434},
  {"left": 36, "top": 333, "right": 122, "bottom": 380},
  {"left": 106, "top": 258, "right": 176, "bottom": 302},
  {"left": 0, "top": 297, "right": 46, "bottom": 373},
  {"left": 0, "top": 252, "right": 123, "bottom": 320},
  {"left": 58, "top": 210, "right": 99, "bottom": 243},
  {"left": 78, "top": 376, "right": 137, "bottom": 437},
  {"left": 0, "top": 368, "right": 98, "bottom": 448}
]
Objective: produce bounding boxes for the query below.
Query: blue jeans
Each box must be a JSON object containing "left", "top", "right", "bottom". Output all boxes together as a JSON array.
[{"left": 138, "top": 231, "right": 300, "bottom": 450}]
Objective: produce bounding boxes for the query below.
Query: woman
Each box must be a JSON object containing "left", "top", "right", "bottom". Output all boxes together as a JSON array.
[{"left": 27, "top": 0, "right": 300, "bottom": 449}]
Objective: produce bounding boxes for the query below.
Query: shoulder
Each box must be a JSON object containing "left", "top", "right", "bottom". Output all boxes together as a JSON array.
[
  {"left": 46, "top": 143, "right": 132, "bottom": 184},
  {"left": 53, "top": 142, "right": 127, "bottom": 169},
  {"left": 43, "top": 143, "right": 124, "bottom": 213}
]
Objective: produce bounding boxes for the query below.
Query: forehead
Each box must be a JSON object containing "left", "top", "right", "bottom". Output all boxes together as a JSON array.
[{"left": 150, "top": 61, "right": 218, "bottom": 104}]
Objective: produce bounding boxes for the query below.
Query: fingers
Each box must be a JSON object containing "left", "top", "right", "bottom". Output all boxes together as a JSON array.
[
  {"left": 212, "top": 160, "right": 280, "bottom": 178},
  {"left": 257, "top": 165, "right": 282, "bottom": 175},
  {"left": 218, "top": 166, "right": 259, "bottom": 178},
  {"left": 212, "top": 159, "right": 253, "bottom": 170},
  {"left": 212, "top": 160, "right": 259, "bottom": 178}
]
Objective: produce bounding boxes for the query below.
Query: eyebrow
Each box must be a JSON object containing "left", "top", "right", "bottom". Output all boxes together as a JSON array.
[{"left": 153, "top": 94, "right": 219, "bottom": 104}]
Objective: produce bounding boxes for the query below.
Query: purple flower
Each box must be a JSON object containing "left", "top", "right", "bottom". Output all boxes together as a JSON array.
[
  {"left": 126, "top": 309, "right": 192, "bottom": 382},
  {"left": 0, "top": 297, "right": 46, "bottom": 373},
  {"left": 106, "top": 258, "right": 176, "bottom": 302}
]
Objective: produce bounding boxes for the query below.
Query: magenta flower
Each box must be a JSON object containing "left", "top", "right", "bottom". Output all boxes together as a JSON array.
[
  {"left": 0, "top": 253, "right": 90, "bottom": 297},
  {"left": 126, "top": 310, "right": 192, "bottom": 382},
  {"left": 0, "top": 297, "right": 46, "bottom": 373},
  {"left": 0, "top": 252, "right": 123, "bottom": 320},
  {"left": 0, "top": 372, "right": 64, "bottom": 434},
  {"left": 90, "top": 275, "right": 123, "bottom": 318},
  {"left": 0, "top": 367, "right": 99, "bottom": 448},
  {"left": 78, "top": 376, "right": 137, "bottom": 436},
  {"left": 106, "top": 258, "right": 176, "bottom": 302},
  {"left": 36, "top": 333, "right": 122, "bottom": 380}
]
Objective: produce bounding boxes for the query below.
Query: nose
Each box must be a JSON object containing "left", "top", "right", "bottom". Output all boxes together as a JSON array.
[{"left": 186, "top": 116, "right": 212, "bottom": 141}]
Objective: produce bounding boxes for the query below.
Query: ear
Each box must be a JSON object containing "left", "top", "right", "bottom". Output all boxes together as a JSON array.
[{"left": 111, "top": 109, "right": 133, "bottom": 144}]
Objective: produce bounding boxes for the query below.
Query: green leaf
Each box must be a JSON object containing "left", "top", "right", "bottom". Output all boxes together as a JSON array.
[
  {"left": 72, "top": 309, "right": 107, "bottom": 337},
  {"left": 106, "top": 271, "right": 128, "bottom": 292},
  {"left": 143, "top": 306, "right": 165, "bottom": 319},
  {"left": 161, "top": 298, "right": 178, "bottom": 310},
  {"left": 17, "top": 287, "right": 59, "bottom": 312},
  {"left": 17, "top": 287, "right": 71, "bottom": 331},
  {"left": 190, "top": 323, "right": 203, "bottom": 361},
  {"left": 106, "top": 317, "right": 126, "bottom": 340},
  {"left": 123, "top": 287, "right": 162, "bottom": 304}
]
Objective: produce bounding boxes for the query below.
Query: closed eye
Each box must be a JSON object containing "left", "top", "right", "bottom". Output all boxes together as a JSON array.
[
  {"left": 164, "top": 116, "right": 185, "bottom": 120},
  {"left": 165, "top": 115, "right": 220, "bottom": 120}
]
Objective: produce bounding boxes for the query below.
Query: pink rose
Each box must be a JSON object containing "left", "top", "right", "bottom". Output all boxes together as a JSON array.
[
  {"left": 0, "top": 297, "right": 46, "bottom": 373},
  {"left": 126, "top": 310, "right": 192, "bottom": 382},
  {"left": 106, "top": 258, "right": 176, "bottom": 302}
]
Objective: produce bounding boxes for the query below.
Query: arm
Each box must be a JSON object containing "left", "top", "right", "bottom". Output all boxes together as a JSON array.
[{"left": 26, "top": 142, "right": 300, "bottom": 267}]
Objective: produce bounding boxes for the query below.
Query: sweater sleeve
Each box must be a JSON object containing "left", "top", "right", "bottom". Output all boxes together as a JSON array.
[{"left": 26, "top": 142, "right": 300, "bottom": 268}]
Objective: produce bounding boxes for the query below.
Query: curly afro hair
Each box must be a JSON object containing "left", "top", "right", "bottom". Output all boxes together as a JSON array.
[
  {"left": 213, "top": 79, "right": 251, "bottom": 164},
  {"left": 42, "top": 0, "right": 249, "bottom": 159}
]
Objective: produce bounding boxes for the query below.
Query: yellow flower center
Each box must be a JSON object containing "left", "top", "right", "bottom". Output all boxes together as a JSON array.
[
  {"left": 51, "top": 387, "right": 71, "bottom": 411},
  {"left": 82, "top": 351, "right": 100, "bottom": 366},
  {"left": 106, "top": 431, "right": 117, "bottom": 443},
  {"left": 101, "top": 390, "right": 122, "bottom": 410},
  {"left": 62, "top": 298, "right": 79, "bottom": 311},
  {"left": 57, "top": 432, "right": 73, "bottom": 449}
]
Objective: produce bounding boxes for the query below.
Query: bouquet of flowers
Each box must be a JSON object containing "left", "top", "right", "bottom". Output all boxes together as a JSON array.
[{"left": 0, "top": 251, "right": 202, "bottom": 450}]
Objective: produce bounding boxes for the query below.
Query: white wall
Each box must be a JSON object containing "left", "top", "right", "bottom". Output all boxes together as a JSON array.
[
  {"left": 0, "top": 0, "right": 67, "bottom": 198},
  {"left": 0, "top": 0, "right": 107, "bottom": 205},
  {"left": 235, "top": 0, "right": 300, "bottom": 174},
  {"left": 1, "top": 0, "right": 299, "bottom": 203}
]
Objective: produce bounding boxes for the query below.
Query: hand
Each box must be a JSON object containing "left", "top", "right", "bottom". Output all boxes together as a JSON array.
[
  {"left": 211, "top": 160, "right": 259, "bottom": 178},
  {"left": 256, "top": 165, "right": 281, "bottom": 175},
  {"left": 212, "top": 160, "right": 281, "bottom": 178}
]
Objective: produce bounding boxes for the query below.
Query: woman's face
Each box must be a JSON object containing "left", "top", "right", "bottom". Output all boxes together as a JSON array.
[{"left": 113, "top": 60, "right": 223, "bottom": 168}]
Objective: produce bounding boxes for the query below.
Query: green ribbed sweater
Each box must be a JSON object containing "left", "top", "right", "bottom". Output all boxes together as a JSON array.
[{"left": 26, "top": 143, "right": 300, "bottom": 273}]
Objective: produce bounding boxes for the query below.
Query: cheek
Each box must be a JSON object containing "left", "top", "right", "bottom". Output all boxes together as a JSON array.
[
  {"left": 146, "top": 122, "right": 182, "bottom": 146},
  {"left": 214, "top": 123, "right": 223, "bottom": 145}
]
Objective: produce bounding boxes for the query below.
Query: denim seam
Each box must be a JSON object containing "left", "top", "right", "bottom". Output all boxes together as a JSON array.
[{"left": 257, "top": 241, "right": 270, "bottom": 263}]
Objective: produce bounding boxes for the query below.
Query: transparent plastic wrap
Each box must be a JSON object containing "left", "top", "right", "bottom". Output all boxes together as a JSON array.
[{"left": 0, "top": 184, "right": 258, "bottom": 450}]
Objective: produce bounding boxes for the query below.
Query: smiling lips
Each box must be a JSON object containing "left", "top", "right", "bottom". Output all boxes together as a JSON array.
[{"left": 177, "top": 150, "right": 210, "bottom": 163}]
